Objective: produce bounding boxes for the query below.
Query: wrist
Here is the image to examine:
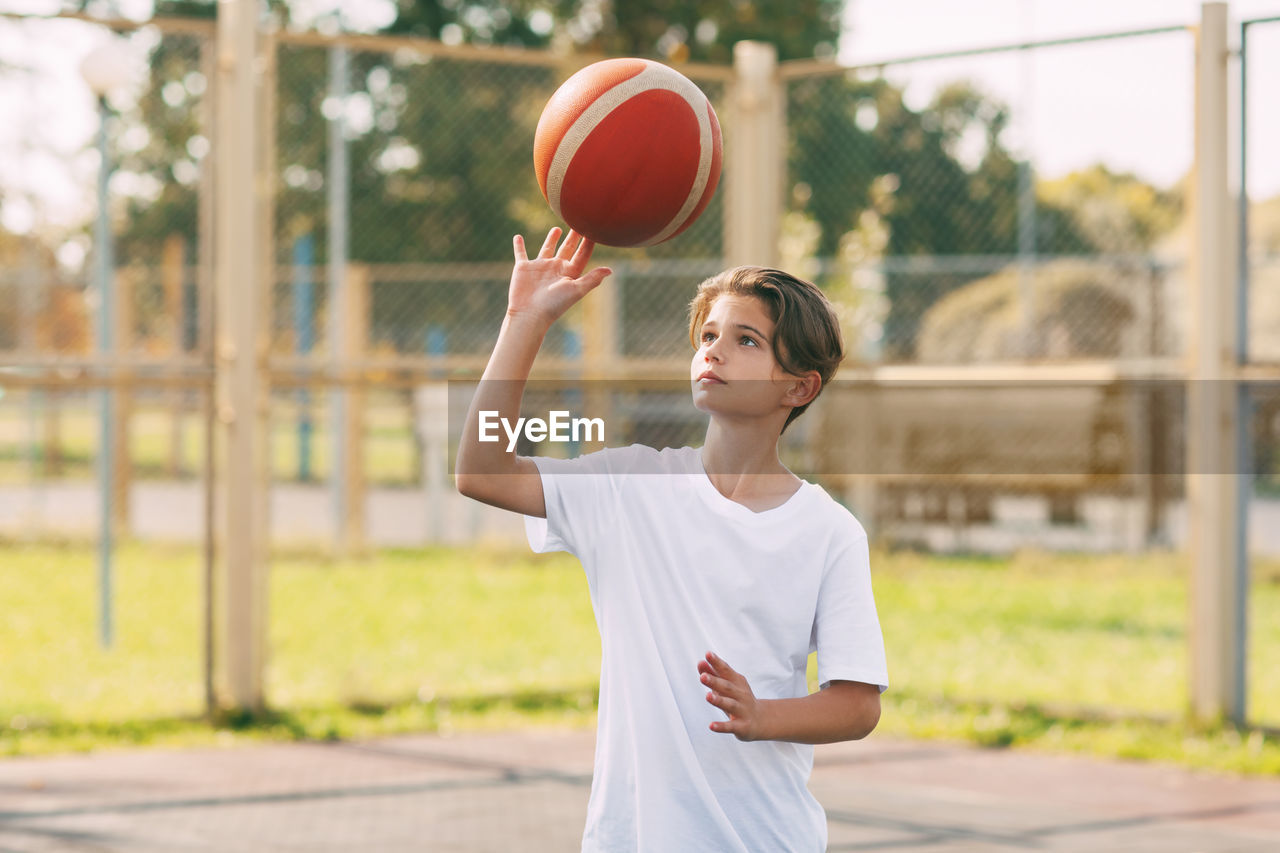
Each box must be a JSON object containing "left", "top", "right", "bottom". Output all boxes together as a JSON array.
[
  {"left": 502, "top": 309, "right": 553, "bottom": 339},
  {"left": 752, "top": 698, "right": 779, "bottom": 742}
]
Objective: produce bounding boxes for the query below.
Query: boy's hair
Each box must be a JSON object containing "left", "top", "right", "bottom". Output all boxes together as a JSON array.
[{"left": 688, "top": 266, "right": 844, "bottom": 433}]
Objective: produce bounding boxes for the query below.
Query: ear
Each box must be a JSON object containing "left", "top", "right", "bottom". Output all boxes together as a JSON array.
[{"left": 782, "top": 370, "right": 822, "bottom": 408}]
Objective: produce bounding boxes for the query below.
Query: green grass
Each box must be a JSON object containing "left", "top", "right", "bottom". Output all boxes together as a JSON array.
[
  {"left": 3, "top": 541, "right": 1280, "bottom": 776},
  {"left": 875, "top": 549, "right": 1192, "bottom": 714}
]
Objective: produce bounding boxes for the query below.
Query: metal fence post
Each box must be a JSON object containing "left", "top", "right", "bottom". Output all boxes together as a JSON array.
[
  {"left": 1187, "top": 0, "right": 1245, "bottom": 725},
  {"left": 327, "top": 40, "right": 352, "bottom": 557},
  {"left": 198, "top": 34, "right": 217, "bottom": 719},
  {"left": 214, "top": 0, "right": 269, "bottom": 713},
  {"left": 336, "top": 263, "right": 368, "bottom": 555},
  {"left": 162, "top": 234, "right": 185, "bottom": 477},
  {"left": 725, "top": 41, "right": 782, "bottom": 268},
  {"left": 112, "top": 266, "right": 133, "bottom": 537}
]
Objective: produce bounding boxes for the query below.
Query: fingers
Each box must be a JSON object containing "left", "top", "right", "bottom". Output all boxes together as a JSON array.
[
  {"left": 513, "top": 234, "right": 528, "bottom": 262},
  {"left": 570, "top": 233, "right": 596, "bottom": 268},
  {"left": 710, "top": 719, "right": 741, "bottom": 735},
  {"left": 705, "top": 651, "right": 735, "bottom": 676},
  {"left": 556, "top": 228, "right": 584, "bottom": 261},
  {"left": 699, "top": 652, "right": 758, "bottom": 739},
  {"left": 576, "top": 266, "right": 612, "bottom": 293},
  {"left": 698, "top": 653, "right": 736, "bottom": 685},
  {"left": 700, "top": 671, "right": 734, "bottom": 695},
  {"left": 700, "top": 652, "right": 744, "bottom": 709},
  {"left": 538, "top": 227, "right": 562, "bottom": 258},
  {"left": 706, "top": 689, "right": 744, "bottom": 717}
]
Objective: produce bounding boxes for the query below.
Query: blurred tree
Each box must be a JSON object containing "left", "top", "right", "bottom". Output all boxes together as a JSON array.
[
  {"left": 1038, "top": 165, "right": 1182, "bottom": 255},
  {"left": 106, "top": 1, "right": 1178, "bottom": 361},
  {"left": 110, "top": 0, "right": 839, "bottom": 350},
  {"left": 787, "top": 77, "right": 1102, "bottom": 358},
  {"left": 387, "top": 0, "right": 842, "bottom": 63}
]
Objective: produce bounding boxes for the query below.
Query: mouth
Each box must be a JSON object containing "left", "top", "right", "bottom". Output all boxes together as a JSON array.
[{"left": 695, "top": 371, "right": 725, "bottom": 385}]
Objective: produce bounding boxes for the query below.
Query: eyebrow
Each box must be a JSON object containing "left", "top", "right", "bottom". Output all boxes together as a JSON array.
[
  {"left": 729, "top": 322, "right": 768, "bottom": 340},
  {"left": 702, "top": 320, "right": 768, "bottom": 337}
]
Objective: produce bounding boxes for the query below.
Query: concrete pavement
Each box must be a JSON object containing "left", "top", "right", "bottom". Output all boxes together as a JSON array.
[
  {"left": 7, "top": 481, "right": 1280, "bottom": 555},
  {"left": 3, "top": 729, "right": 1280, "bottom": 851}
]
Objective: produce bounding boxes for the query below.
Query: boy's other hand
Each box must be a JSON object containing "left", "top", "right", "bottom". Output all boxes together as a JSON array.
[
  {"left": 699, "top": 651, "right": 767, "bottom": 742},
  {"left": 508, "top": 227, "right": 612, "bottom": 329}
]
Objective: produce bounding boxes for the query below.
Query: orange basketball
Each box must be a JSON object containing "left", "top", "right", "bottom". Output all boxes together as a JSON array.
[{"left": 533, "top": 58, "right": 723, "bottom": 248}]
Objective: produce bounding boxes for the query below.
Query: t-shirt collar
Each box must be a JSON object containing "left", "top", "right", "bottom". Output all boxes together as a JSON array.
[{"left": 686, "top": 447, "right": 812, "bottom": 522}]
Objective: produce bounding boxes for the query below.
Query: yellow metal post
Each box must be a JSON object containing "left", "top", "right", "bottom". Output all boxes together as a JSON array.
[
  {"left": 1187, "top": 1, "right": 1244, "bottom": 724},
  {"left": 335, "top": 264, "right": 369, "bottom": 555},
  {"left": 725, "top": 41, "right": 783, "bottom": 268},
  {"left": 213, "top": 0, "right": 270, "bottom": 713}
]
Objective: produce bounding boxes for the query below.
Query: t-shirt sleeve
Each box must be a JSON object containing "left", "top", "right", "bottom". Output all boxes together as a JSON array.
[
  {"left": 812, "top": 529, "right": 888, "bottom": 693},
  {"left": 523, "top": 447, "right": 628, "bottom": 559}
]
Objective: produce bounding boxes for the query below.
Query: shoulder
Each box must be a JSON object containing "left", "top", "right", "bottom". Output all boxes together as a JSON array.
[
  {"left": 801, "top": 480, "right": 870, "bottom": 548},
  {"left": 532, "top": 443, "right": 690, "bottom": 477}
]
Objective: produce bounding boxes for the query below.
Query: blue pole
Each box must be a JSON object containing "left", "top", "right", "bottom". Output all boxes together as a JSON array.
[
  {"left": 294, "top": 233, "right": 315, "bottom": 481},
  {"left": 94, "top": 95, "right": 114, "bottom": 649},
  {"left": 426, "top": 325, "right": 446, "bottom": 358},
  {"left": 328, "top": 44, "right": 350, "bottom": 540}
]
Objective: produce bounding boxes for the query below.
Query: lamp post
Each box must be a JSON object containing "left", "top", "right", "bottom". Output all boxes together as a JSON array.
[{"left": 80, "top": 36, "right": 132, "bottom": 649}]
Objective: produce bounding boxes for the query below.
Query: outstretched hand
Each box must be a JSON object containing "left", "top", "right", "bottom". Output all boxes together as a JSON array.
[
  {"left": 699, "top": 651, "right": 768, "bottom": 742},
  {"left": 508, "top": 227, "right": 611, "bottom": 328}
]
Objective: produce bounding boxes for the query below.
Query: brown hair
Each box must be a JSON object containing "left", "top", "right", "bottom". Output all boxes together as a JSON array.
[{"left": 688, "top": 266, "right": 844, "bottom": 433}]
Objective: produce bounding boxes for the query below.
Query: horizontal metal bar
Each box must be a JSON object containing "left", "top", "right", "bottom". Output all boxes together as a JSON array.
[
  {"left": 0, "top": 10, "right": 733, "bottom": 80},
  {"left": 781, "top": 23, "right": 1190, "bottom": 79},
  {"left": 275, "top": 28, "right": 562, "bottom": 67},
  {"left": 837, "top": 359, "right": 1188, "bottom": 385},
  {"left": 5, "top": 359, "right": 1277, "bottom": 391},
  {"left": 0, "top": 10, "right": 215, "bottom": 36}
]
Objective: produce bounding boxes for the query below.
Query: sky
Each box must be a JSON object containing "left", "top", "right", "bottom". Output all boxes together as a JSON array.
[
  {"left": 841, "top": 0, "right": 1280, "bottom": 194},
  {"left": 1, "top": 0, "right": 1278, "bottom": 269}
]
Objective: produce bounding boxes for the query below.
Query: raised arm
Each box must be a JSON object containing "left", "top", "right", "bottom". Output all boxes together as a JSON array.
[{"left": 454, "top": 228, "right": 611, "bottom": 517}]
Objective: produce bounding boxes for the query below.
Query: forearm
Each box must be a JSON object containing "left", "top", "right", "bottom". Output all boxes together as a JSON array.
[
  {"left": 455, "top": 311, "right": 549, "bottom": 478},
  {"left": 756, "top": 682, "right": 881, "bottom": 745}
]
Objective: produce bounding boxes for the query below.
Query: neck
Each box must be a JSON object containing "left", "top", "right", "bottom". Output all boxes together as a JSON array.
[{"left": 699, "top": 419, "right": 798, "bottom": 500}]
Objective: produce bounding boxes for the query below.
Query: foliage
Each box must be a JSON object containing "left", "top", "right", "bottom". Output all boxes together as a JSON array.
[
  {"left": 387, "top": 0, "right": 843, "bottom": 63},
  {"left": 97, "top": 2, "right": 1191, "bottom": 361},
  {"left": 106, "top": 0, "right": 833, "bottom": 351},
  {"left": 1038, "top": 164, "right": 1183, "bottom": 255},
  {"left": 786, "top": 77, "right": 1107, "bottom": 358}
]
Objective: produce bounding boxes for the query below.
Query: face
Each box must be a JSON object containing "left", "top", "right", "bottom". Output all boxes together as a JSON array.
[{"left": 691, "top": 294, "right": 804, "bottom": 421}]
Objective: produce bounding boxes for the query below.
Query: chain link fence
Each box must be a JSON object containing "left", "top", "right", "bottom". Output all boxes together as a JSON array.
[
  {"left": 782, "top": 28, "right": 1197, "bottom": 553},
  {"left": 2, "top": 11, "right": 1277, "bottom": 728},
  {"left": 1242, "top": 14, "right": 1280, "bottom": 729},
  {"left": 0, "top": 14, "right": 1253, "bottom": 557},
  {"left": 0, "top": 15, "right": 211, "bottom": 542}
]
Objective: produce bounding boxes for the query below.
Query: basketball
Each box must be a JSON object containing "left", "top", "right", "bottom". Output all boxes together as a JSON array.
[{"left": 533, "top": 58, "right": 723, "bottom": 248}]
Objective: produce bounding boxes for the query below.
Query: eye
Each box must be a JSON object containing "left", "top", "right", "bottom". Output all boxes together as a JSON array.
[
  {"left": 701, "top": 331, "right": 716, "bottom": 343},
  {"left": 740, "top": 335, "right": 758, "bottom": 347}
]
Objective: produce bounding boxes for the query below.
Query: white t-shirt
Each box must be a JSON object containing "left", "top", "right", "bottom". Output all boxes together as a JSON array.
[{"left": 525, "top": 444, "right": 888, "bottom": 853}]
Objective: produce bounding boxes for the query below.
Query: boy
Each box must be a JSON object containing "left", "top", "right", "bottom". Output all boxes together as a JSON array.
[{"left": 456, "top": 228, "right": 887, "bottom": 852}]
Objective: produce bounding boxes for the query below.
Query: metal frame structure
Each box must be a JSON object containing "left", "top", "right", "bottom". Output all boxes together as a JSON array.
[{"left": 0, "top": 4, "right": 1270, "bottom": 726}]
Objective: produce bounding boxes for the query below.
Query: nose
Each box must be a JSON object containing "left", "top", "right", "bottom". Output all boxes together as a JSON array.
[{"left": 703, "top": 338, "right": 724, "bottom": 363}]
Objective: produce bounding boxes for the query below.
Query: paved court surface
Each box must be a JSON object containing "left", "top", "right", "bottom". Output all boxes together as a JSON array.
[
  {"left": 6, "top": 481, "right": 1280, "bottom": 555},
  {"left": 3, "top": 729, "right": 1280, "bottom": 851}
]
